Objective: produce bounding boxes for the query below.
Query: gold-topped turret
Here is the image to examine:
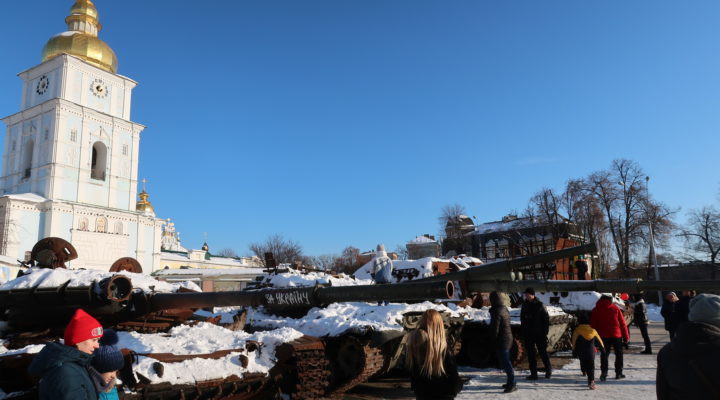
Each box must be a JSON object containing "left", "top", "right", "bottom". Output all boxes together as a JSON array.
[
  {"left": 136, "top": 190, "right": 155, "bottom": 216},
  {"left": 41, "top": 0, "right": 118, "bottom": 73}
]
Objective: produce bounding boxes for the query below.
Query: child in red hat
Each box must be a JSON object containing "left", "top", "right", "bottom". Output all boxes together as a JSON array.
[{"left": 28, "top": 309, "right": 105, "bottom": 400}]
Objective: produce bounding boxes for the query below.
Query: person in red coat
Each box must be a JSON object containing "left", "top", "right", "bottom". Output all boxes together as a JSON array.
[{"left": 590, "top": 294, "right": 630, "bottom": 381}]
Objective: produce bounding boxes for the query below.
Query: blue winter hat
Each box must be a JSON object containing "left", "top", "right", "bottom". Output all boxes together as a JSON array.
[{"left": 91, "top": 329, "right": 124, "bottom": 373}]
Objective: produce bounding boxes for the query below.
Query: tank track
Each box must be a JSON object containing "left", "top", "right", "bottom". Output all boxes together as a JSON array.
[
  {"left": 292, "top": 338, "right": 332, "bottom": 399},
  {"left": 271, "top": 335, "right": 331, "bottom": 399},
  {"left": 326, "top": 340, "right": 385, "bottom": 398}
]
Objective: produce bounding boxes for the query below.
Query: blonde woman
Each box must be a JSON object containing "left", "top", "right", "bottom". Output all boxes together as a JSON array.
[{"left": 406, "top": 309, "right": 463, "bottom": 400}]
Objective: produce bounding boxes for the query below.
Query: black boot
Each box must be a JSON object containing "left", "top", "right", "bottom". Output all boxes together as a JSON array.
[
  {"left": 526, "top": 374, "right": 538, "bottom": 380},
  {"left": 615, "top": 373, "right": 626, "bottom": 379},
  {"left": 545, "top": 370, "right": 552, "bottom": 379},
  {"left": 600, "top": 373, "right": 607, "bottom": 382},
  {"left": 641, "top": 348, "right": 652, "bottom": 354},
  {"left": 504, "top": 384, "right": 518, "bottom": 393}
]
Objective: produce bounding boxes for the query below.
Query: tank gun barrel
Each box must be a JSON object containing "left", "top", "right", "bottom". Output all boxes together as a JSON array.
[
  {"left": 148, "top": 280, "right": 455, "bottom": 311},
  {"left": 465, "top": 279, "right": 720, "bottom": 294},
  {"left": 414, "top": 243, "right": 597, "bottom": 284},
  {"left": 0, "top": 275, "right": 132, "bottom": 308}
]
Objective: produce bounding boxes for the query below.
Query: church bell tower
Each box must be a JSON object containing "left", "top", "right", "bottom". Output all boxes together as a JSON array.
[
  {"left": 1, "top": 0, "right": 143, "bottom": 210},
  {"left": 0, "top": 0, "right": 162, "bottom": 272}
]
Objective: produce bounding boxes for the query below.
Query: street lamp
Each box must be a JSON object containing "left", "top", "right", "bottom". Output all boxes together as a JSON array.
[{"left": 645, "top": 176, "right": 663, "bottom": 305}]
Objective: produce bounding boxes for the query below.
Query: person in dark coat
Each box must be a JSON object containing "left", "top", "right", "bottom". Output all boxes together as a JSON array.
[
  {"left": 657, "top": 293, "right": 720, "bottom": 399},
  {"left": 28, "top": 309, "right": 104, "bottom": 400},
  {"left": 661, "top": 292, "right": 680, "bottom": 339},
  {"left": 590, "top": 294, "right": 629, "bottom": 381},
  {"left": 490, "top": 291, "right": 516, "bottom": 393},
  {"left": 574, "top": 257, "right": 589, "bottom": 280},
  {"left": 520, "top": 287, "right": 551, "bottom": 380},
  {"left": 572, "top": 314, "right": 605, "bottom": 390},
  {"left": 631, "top": 293, "right": 652, "bottom": 354},
  {"left": 675, "top": 290, "right": 696, "bottom": 326}
]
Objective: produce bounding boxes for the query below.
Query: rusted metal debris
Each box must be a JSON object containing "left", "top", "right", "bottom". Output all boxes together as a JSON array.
[
  {"left": 109, "top": 257, "right": 143, "bottom": 274},
  {"left": 30, "top": 237, "right": 78, "bottom": 269}
]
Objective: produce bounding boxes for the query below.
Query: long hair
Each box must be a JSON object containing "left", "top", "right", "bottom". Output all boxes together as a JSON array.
[{"left": 406, "top": 309, "right": 447, "bottom": 378}]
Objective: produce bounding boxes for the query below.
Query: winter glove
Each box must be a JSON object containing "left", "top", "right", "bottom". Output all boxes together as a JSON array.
[{"left": 622, "top": 338, "right": 629, "bottom": 349}]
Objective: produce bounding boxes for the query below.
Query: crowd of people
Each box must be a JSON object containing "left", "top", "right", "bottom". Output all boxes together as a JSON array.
[
  {"left": 406, "top": 289, "right": 720, "bottom": 399},
  {"left": 27, "top": 289, "right": 720, "bottom": 399}
]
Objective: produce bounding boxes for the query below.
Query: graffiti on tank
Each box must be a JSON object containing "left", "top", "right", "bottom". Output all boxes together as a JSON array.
[{"left": 264, "top": 290, "right": 312, "bottom": 306}]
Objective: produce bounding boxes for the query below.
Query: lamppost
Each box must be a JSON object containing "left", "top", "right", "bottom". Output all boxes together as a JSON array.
[{"left": 645, "top": 176, "right": 663, "bottom": 305}]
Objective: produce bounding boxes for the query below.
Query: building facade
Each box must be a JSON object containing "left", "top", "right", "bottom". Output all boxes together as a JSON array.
[{"left": 0, "top": 0, "right": 163, "bottom": 272}]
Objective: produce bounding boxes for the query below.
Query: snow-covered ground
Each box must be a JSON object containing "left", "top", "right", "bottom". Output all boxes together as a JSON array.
[{"left": 455, "top": 322, "right": 667, "bottom": 400}]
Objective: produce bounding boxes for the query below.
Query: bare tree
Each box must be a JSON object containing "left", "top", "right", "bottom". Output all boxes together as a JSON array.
[
  {"left": 528, "top": 187, "right": 563, "bottom": 242},
  {"left": 248, "top": 234, "right": 304, "bottom": 266},
  {"left": 680, "top": 206, "right": 720, "bottom": 270},
  {"left": 333, "top": 246, "right": 361, "bottom": 274},
  {"left": 554, "top": 178, "right": 607, "bottom": 274},
  {"left": 394, "top": 245, "right": 409, "bottom": 261},
  {"left": 216, "top": 248, "right": 238, "bottom": 258},
  {"left": 439, "top": 204, "right": 468, "bottom": 239},
  {"left": 308, "top": 254, "right": 338, "bottom": 271}
]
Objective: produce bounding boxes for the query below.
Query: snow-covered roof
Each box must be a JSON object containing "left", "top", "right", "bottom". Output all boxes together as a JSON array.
[
  {"left": 407, "top": 235, "right": 438, "bottom": 245},
  {"left": 474, "top": 217, "right": 536, "bottom": 234},
  {"left": 160, "top": 251, "right": 257, "bottom": 267},
  {"left": 153, "top": 267, "right": 264, "bottom": 277},
  {"left": 2, "top": 193, "right": 48, "bottom": 203}
]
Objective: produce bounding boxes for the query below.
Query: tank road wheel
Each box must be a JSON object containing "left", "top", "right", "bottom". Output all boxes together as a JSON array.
[
  {"left": 109, "top": 257, "right": 143, "bottom": 274},
  {"left": 30, "top": 237, "right": 78, "bottom": 268},
  {"left": 335, "top": 337, "right": 365, "bottom": 381}
]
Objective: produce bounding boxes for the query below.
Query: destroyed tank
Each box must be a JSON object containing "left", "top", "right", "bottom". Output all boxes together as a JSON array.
[
  {"left": 0, "top": 238, "right": 457, "bottom": 399},
  {"left": 2, "top": 238, "right": 719, "bottom": 399}
]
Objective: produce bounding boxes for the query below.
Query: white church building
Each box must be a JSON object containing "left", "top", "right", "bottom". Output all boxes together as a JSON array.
[{"left": 0, "top": 0, "right": 250, "bottom": 279}]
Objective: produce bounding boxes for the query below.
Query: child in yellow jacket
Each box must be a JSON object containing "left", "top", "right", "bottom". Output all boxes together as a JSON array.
[{"left": 572, "top": 315, "right": 605, "bottom": 390}]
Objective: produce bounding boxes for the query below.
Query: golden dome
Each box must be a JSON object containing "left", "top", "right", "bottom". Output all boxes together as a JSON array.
[
  {"left": 136, "top": 190, "right": 155, "bottom": 216},
  {"left": 41, "top": 0, "right": 117, "bottom": 73}
]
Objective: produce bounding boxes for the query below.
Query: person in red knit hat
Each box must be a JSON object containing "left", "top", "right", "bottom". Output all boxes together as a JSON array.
[{"left": 29, "top": 309, "right": 105, "bottom": 400}]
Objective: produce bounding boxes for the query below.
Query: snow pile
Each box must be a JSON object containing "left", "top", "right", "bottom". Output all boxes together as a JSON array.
[
  {"left": 243, "top": 301, "right": 569, "bottom": 336},
  {"left": 534, "top": 291, "right": 626, "bottom": 312},
  {"left": 2, "top": 323, "right": 305, "bottom": 386},
  {"left": 257, "top": 268, "right": 369, "bottom": 288},
  {"left": 247, "top": 301, "right": 464, "bottom": 336},
  {"left": 116, "top": 323, "right": 304, "bottom": 384},
  {"left": 353, "top": 258, "right": 435, "bottom": 281},
  {"left": 0, "top": 268, "right": 201, "bottom": 293}
]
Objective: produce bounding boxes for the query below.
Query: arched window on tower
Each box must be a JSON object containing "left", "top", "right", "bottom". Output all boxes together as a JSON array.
[
  {"left": 22, "top": 140, "right": 34, "bottom": 179},
  {"left": 91, "top": 141, "right": 107, "bottom": 181},
  {"left": 115, "top": 221, "right": 123, "bottom": 235}
]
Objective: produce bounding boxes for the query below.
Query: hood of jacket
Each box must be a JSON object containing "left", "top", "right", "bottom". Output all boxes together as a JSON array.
[
  {"left": 595, "top": 297, "right": 613, "bottom": 310},
  {"left": 668, "top": 321, "right": 720, "bottom": 357},
  {"left": 574, "top": 324, "right": 599, "bottom": 341},
  {"left": 28, "top": 342, "right": 92, "bottom": 377}
]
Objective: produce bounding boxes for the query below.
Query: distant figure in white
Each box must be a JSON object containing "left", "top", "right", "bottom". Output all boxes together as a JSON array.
[{"left": 371, "top": 244, "right": 394, "bottom": 284}]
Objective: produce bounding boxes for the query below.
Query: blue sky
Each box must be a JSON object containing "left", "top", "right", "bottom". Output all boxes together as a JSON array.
[{"left": 1, "top": 1, "right": 718, "bottom": 256}]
